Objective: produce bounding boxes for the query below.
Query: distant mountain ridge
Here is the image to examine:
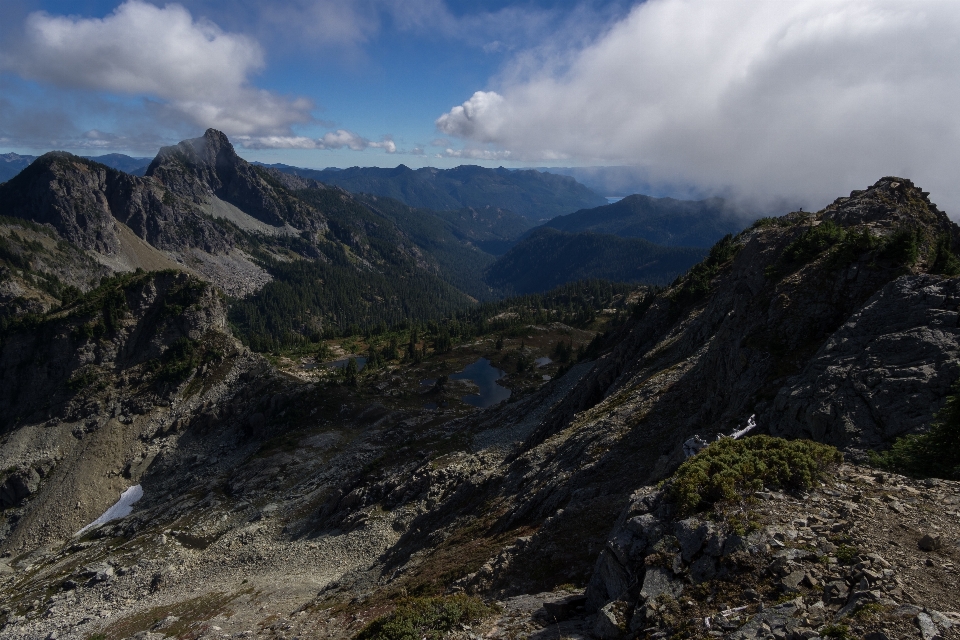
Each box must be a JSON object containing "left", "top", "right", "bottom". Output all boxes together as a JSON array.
[
  {"left": 541, "top": 193, "right": 750, "bottom": 247},
  {"left": 485, "top": 227, "right": 707, "bottom": 294},
  {"left": 0, "top": 152, "right": 150, "bottom": 183},
  {"left": 259, "top": 162, "right": 608, "bottom": 220}
]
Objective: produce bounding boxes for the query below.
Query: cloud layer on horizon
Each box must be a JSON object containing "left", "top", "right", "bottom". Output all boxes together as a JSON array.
[{"left": 438, "top": 0, "right": 960, "bottom": 212}]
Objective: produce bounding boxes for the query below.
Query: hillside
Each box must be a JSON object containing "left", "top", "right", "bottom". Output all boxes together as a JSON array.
[
  {"left": 485, "top": 227, "right": 707, "bottom": 294},
  {"left": 0, "top": 176, "right": 958, "bottom": 640},
  {"left": 543, "top": 193, "right": 749, "bottom": 247},
  {"left": 263, "top": 163, "right": 608, "bottom": 220}
]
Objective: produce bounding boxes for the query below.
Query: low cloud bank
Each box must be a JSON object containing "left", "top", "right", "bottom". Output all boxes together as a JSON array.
[{"left": 438, "top": 0, "right": 960, "bottom": 214}]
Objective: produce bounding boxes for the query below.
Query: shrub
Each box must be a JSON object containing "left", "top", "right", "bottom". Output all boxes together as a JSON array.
[
  {"left": 672, "top": 234, "right": 740, "bottom": 305},
  {"left": 669, "top": 435, "right": 842, "bottom": 515},
  {"left": 781, "top": 220, "right": 845, "bottom": 265},
  {"left": 354, "top": 595, "right": 497, "bottom": 640},
  {"left": 869, "top": 379, "right": 960, "bottom": 480},
  {"left": 878, "top": 227, "right": 919, "bottom": 265},
  {"left": 930, "top": 233, "right": 960, "bottom": 276}
]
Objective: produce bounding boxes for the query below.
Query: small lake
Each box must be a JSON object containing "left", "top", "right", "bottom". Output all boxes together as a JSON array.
[
  {"left": 329, "top": 357, "right": 367, "bottom": 371},
  {"left": 450, "top": 358, "right": 511, "bottom": 408},
  {"left": 535, "top": 356, "right": 552, "bottom": 368},
  {"left": 605, "top": 196, "right": 625, "bottom": 204}
]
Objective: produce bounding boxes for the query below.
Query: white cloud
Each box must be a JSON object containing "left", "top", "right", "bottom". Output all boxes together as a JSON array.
[
  {"left": 438, "top": 147, "right": 512, "bottom": 161},
  {"left": 237, "top": 130, "right": 396, "bottom": 153},
  {"left": 437, "top": 0, "right": 960, "bottom": 213},
  {"left": 2, "top": 0, "right": 313, "bottom": 136}
]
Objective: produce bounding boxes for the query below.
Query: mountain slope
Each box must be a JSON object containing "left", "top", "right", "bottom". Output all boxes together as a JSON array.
[
  {"left": 485, "top": 227, "right": 707, "bottom": 294},
  {"left": 264, "top": 163, "right": 608, "bottom": 220},
  {"left": 543, "top": 193, "right": 749, "bottom": 247},
  {"left": 0, "top": 177, "right": 959, "bottom": 640}
]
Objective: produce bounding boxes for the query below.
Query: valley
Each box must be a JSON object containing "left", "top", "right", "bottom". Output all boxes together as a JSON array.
[{"left": 0, "top": 134, "right": 958, "bottom": 640}]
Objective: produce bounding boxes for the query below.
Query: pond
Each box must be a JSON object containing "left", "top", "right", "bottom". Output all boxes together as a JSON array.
[
  {"left": 535, "top": 356, "right": 552, "bottom": 368},
  {"left": 450, "top": 357, "right": 511, "bottom": 408},
  {"left": 329, "top": 356, "right": 367, "bottom": 371}
]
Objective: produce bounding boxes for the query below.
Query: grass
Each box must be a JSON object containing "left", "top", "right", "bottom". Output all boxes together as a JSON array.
[
  {"left": 353, "top": 595, "right": 497, "bottom": 640},
  {"left": 669, "top": 435, "right": 843, "bottom": 516},
  {"left": 99, "top": 592, "right": 244, "bottom": 639}
]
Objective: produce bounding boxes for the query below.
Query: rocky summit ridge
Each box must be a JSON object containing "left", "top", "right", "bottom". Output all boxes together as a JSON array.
[{"left": 0, "top": 176, "right": 957, "bottom": 640}]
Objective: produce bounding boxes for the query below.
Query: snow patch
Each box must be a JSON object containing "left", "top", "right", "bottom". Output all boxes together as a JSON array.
[{"left": 76, "top": 485, "right": 143, "bottom": 536}]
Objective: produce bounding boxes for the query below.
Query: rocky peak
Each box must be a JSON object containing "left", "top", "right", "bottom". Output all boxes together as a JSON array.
[
  {"left": 822, "top": 176, "right": 954, "bottom": 233},
  {"left": 146, "top": 129, "right": 320, "bottom": 229},
  {"left": 145, "top": 128, "right": 237, "bottom": 197}
]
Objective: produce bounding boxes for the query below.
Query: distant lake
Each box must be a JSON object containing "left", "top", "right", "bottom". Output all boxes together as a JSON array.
[
  {"left": 330, "top": 357, "right": 367, "bottom": 371},
  {"left": 605, "top": 197, "right": 624, "bottom": 204},
  {"left": 450, "top": 358, "right": 511, "bottom": 408}
]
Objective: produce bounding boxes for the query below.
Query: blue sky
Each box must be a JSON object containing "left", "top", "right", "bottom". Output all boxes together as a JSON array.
[
  {"left": 0, "top": 0, "right": 630, "bottom": 169},
  {"left": 3, "top": 1, "right": 960, "bottom": 212}
]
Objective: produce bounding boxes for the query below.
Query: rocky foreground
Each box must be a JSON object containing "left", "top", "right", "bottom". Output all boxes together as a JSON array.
[{"left": 2, "top": 462, "right": 958, "bottom": 640}]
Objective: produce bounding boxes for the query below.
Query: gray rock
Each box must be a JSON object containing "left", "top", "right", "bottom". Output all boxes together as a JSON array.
[
  {"left": 674, "top": 518, "right": 712, "bottom": 562},
  {"left": 639, "top": 566, "right": 683, "bottom": 603},
  {"left": 592, "top": 601, "right": 626, "bottom": 640},
  {"left": 769, "top": 275, "right": 960, "bottom": 451},
  {"left": 689, "top": 555, "right": 717, "bottom": 583},
  {"left": 917, "top": 612, "right": 942, "bottom": 640},
  {"left": 585, "top": 551, "right": 632, "bottom": 611},
  {"left": 918, "top": 534, "right": 942, "bottom": 551},
  {"left": 780, "top": 570, "right": 806, "bottom": 593}
]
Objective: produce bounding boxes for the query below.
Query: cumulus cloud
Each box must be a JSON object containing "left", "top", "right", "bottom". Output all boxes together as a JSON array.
[
  {"left": 438, "top": 0, "right": 960, "bottom": 213},
  {"left": 2, "top": 0, "right": 313, "bottom": 136},
  {"left": 237, "top": 131, "right": 396, "bottom": 153}
]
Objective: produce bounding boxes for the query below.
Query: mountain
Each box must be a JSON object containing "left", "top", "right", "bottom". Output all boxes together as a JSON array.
[
  {"left": 542, "top": 193, "right": 749, "bottom": 247},
  {"left": 485, "top": 227, "right": 707, "bottom": 294},
  {"left": 0, "top": 153, "right": 150, "bottom": 184},
  {"left": 262, "top": 162, "right": 608, "bottom": 220},
  {"left": 0, "top": 176, "right": 959, "bottom": 639},
  {"left": 0, "top": 153, "right": 35, "bottom": 183},
  {"left": 84, "top": 153, "right": 151, "bottom": 176},
  {"left": 0, "top": 131, "right": 503, "bottom": 345}
]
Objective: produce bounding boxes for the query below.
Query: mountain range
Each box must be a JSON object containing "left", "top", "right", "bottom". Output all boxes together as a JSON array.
[
  {"left": 0, "top": 152, "right": 151, "bottom": 183},
  {"left": 0, "top": 131, "right": 718, "bottom": 350},
  {"left": 0, "top": 171, "right": 958, "bottom": 639},
  {"left": 259, "top": 162, "right": 609, "bottom": 220}
]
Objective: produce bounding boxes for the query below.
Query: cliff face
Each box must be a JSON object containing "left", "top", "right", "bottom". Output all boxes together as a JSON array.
[{"left": 0, "top": 153, "right": 234, "bottom": 255}]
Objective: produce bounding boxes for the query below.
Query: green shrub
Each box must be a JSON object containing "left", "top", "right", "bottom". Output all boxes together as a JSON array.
[
  {"left": 672, "top": 234, "right": 740, "bottom": 305},
  {"left": 781, "top": 220, "right": 845, "bottom": 264},
  {"left": 835, "top": 544, "right": 859, "bottom": 564},
  {"left": 879, "top": 227, "right": 919, "bottom": 265},
  {"left": 869, "top": 379, "right": 960, "bottom": 479},
  {"left": 670, "top": 435, "right": 842, "bottom": 515},
  {"left": 930, "top": 233, "right": 960, "bottom": 276},
  {"left": 354, "top": 595, "right": 497, "bottom": 640}
]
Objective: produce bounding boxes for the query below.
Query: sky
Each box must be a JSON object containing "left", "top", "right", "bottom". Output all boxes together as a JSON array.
[{"left": 3, "top": 0, "right": 960, "bottom": 213}]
